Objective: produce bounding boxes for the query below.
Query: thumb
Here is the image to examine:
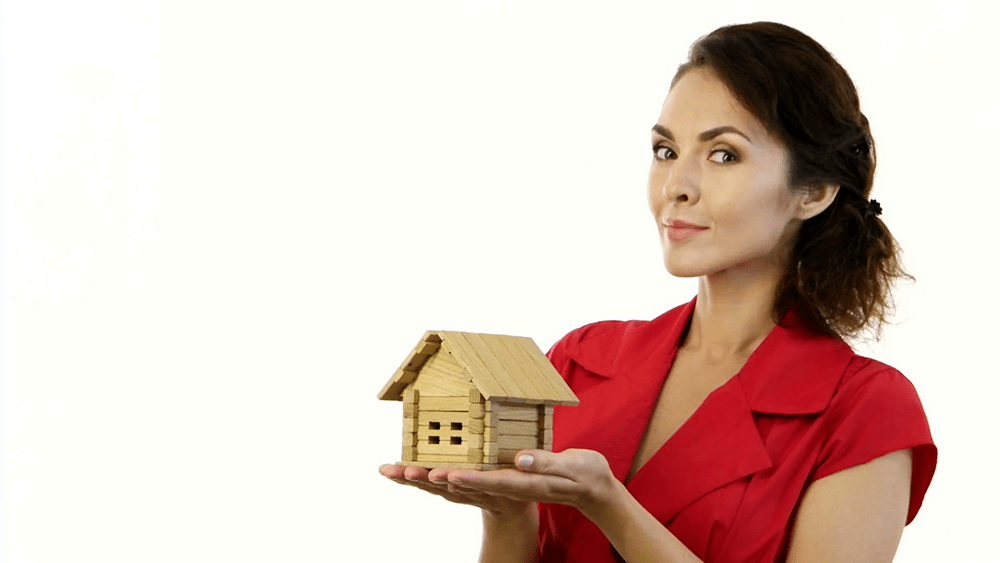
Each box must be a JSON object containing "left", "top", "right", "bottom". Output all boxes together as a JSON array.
[{"left": 514, "top": 449, "right": 549, "bottom": 472}]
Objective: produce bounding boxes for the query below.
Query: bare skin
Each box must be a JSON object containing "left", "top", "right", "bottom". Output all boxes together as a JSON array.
[{"left": 379, "top": 68, "right": 913, "bottom": 562}]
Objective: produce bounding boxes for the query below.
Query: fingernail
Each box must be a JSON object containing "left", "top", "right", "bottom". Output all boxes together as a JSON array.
[
  {"left": 516, "top": 454, "right": 534, "bottom": 469},
  {"left": 451, "top": 476, "right": 463, "bottom": 485}
]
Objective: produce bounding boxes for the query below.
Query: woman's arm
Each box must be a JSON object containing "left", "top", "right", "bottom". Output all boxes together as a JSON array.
[
  {"left": 447, "top": 450, "right": 706, "bottom": 563},
  {"left": 785, "top": 449, "right": 912, "bottom": 562},
  {"left": 575, "top": 450, "right": 913, "bottom": 563},
  {"left": 450, "top": 448, "right": 914, "bottom": 563},
  {"left": 586, "top": 478, "right": 703, "bottom": 562},
  {"left": 478, "top": 504, "right": 540, "bottom": 563}
]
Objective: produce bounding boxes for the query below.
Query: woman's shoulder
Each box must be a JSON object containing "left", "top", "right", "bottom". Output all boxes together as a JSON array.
[
  {"left": 812, "top": 352, "right": 937, "bottom": 523},
  {"left": 547, "top": 301, "right": 692, "bottom": 358},
  {"left": 832, "top": 353, "right": 924, "bottom": 408}
]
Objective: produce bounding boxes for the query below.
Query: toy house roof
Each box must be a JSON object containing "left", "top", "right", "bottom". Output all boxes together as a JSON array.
[{"left": 377, "top": 330, "right": 579, "bottom": 406}]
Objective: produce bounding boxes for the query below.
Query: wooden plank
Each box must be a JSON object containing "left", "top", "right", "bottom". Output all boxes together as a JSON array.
[
  {"left": 484, "top": 443, "right": 527, "bottom": 464},
  {"left": 403, "top": 353, "right": 433, "bottom": 373},
  {"left": 417, "top": 411, "right": 468, "bottom": 427},
  {"left": 484, "top": 402, "right": 500, "bottom": 426},
  {"left": 497, "top": 404, "right": 539, "bottom": 422},
  {"left": 402, "top": 446, "right": 416, "bottom": 461},
  {"left": 485, "top": 421, "right": 538, "bottom": 442},
  {"left": 402, "top": 431, "right": 417, "bottom": 447},
  {"left": 403, "top": 388, "right": 419, "bottom": 405},
  {"left": 508, "top": 336, "right": 580, "bottom": 405},
  {"left": 402, "top": 417, "right": 416, "bottom": 433},
  {"left": 467, "top": 448, "right": 483, "bottom": 463},
  {"left": 496, "top": 434, "right": 538, "bottom": 450},
  {"left": 539, "top": 428, "right": 553, "bottom": 444},
  {"left": 477, "top": 334, "right": 541, "bottom": 398},
  {"left": 411, "top": 350, "right": 473, "bottom": 397},
  {"left": 499, "top": 420, "right": 538, "bottom": 435},
  {"left": 399, "top": 461, "right": 500, "bottom": 470},
  {"left": 468, "top": 403, "right": 484, "bottom": 418},
  {"left": 484, "top": 442, "right": 499, "bottom": 464},
  {"left": 419, "top": 396, "right": 470, "bottom": 411},
  {"left": 470, "top": 388, "right": 484, "bottom": 404},
  {"left": 417, "top": 440, "right": 470, "bottom": 456},
  {"left": 403, "top": 402, "right": 417, "bottom": 417},
  {"left": 489, "top": 335, "right": 547, "bottom": 399},
  {"left": 497, "top": 449, "right": 523, "bottom": 464},
  {"left": 416, "top": 340, "right": 440, "bottom": 356},
  {"left": 467, "top": 418, "right": 484, "bottom": 435},
  {"left": 410, "top": 453, "right": 468, "bottom": 464},
  {"left": 465, "top": 434, "right": 484, "bottom": 449},
  {"left": 505, "top": 336, "right": 565, "bottom": 399},
  {"left": 446, "top": 333, "right": 527, "bottom": 398},
  {"left": 540, "top": 413, "right": 553, "bottom": 431}
]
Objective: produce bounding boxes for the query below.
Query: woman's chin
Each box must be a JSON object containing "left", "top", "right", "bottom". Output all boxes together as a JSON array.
[{"left": 664, "top": 260, "right": 707, "bottom": 278}]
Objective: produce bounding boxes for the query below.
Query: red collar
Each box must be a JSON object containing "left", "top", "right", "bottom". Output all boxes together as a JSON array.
[{"left": 559, "top": 297, "right": 855, "bottom": 415}]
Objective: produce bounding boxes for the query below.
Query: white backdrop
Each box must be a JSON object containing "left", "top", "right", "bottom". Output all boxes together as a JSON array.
[{"left": 5, "top": 1, "right": 998, "bottom": 561}]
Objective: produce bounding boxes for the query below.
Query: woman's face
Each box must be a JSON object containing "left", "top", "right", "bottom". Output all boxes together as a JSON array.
[{"left": 648, "top": 68, "right": 804, "bottom": 280}]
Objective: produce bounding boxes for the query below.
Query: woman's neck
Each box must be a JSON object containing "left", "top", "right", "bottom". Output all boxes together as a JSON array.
[{"left": 685, "top": 263, "right": 783, "bottom": 363}]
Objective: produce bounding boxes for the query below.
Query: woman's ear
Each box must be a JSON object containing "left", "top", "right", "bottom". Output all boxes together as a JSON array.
[{"left": 798, "top": 183, "right": 840, "bottom": 221}]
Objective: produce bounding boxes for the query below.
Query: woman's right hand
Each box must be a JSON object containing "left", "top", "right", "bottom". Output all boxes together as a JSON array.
[{"left": 378, "top": 463, "right": 535, "bottom": 517}]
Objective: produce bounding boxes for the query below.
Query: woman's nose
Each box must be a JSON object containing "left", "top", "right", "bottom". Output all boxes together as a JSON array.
[{"left": 661, "top": 157, "right": 699, "bottom": 204}]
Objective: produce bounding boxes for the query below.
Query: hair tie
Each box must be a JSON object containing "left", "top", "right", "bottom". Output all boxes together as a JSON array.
[{"left": 865, "top": 199, "right": 882, "bottom": 218}]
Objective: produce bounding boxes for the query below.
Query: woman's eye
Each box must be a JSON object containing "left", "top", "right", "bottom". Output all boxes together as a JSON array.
[
  {"left": 653, "top": 146, "right": 676, "bottom": 160},
  {"left": 709, "top": 149, "right": 738, "bottom": 164}
]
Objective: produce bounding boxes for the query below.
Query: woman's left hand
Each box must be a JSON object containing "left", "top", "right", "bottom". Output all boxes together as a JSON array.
[{"left": 431, "top": 448, "right": 620, "bottom": 520}]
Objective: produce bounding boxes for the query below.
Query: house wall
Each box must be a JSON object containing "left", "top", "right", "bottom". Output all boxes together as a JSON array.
[
  {"left": 404, "top": 387, "right": 489, "bottom": 467},
  {"left": 483, "top": 402, "right": 554, "bottom": 465}
]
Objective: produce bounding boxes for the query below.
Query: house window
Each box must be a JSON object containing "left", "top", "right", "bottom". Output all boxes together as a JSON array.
[{"left": 425, "top": 420, "right": 464, "bottom": 447}]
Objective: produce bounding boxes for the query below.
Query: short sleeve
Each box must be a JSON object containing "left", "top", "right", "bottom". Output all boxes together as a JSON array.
[
  {"left": 542, "top": 320, "right": 622, "bottom": 395},
  {"left": 812, "top": 366, "right": 937, "bottom": 524},
  {"left": 545, "top": 333, "right": 574, "bottom": 378}
]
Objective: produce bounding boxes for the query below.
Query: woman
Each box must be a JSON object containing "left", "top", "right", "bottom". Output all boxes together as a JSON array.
[{"left": 379, "top": 22, "right": 936, "bottom": 563}]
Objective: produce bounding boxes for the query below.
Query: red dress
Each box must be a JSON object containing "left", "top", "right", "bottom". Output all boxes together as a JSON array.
[{"left": 537, "top": 298, "right": 937, "bottom": 563}]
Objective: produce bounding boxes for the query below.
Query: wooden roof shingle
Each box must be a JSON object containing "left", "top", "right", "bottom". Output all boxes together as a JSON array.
[{"left": 378, "top": 330, "right": 579, "bottom": 406}]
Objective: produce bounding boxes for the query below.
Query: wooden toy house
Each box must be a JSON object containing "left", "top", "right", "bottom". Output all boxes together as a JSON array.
[{"left": 378, "top": 331, "right": 579, "bottom": 469}]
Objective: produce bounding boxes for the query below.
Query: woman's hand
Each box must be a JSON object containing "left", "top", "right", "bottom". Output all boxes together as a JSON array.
[
  {"left": 377, "top": 463, "right": 533, "bottom": 517},
  {"left": 442, "top": 448, "right": 620, "bottom": 521}
]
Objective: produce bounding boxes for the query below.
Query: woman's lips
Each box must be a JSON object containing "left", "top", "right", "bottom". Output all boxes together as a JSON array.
[
  {"left": 666, "top": 226, "right": 707, "bottom": 241},
  {"left": 665, "top": 220, "right": 708, "bottom": 241}
]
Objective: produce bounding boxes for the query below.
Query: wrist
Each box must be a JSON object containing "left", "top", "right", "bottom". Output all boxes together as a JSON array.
[
  {"left": 482, "top": 502, "right": 538, "bottom": 529},
  {"left": 580, "top": 476, "right": 629, "bottom": 529}
]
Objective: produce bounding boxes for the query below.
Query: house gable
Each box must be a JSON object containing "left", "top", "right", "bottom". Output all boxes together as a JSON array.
[{"left": 409, "top": 348, "right": 473, "bottom": 397}]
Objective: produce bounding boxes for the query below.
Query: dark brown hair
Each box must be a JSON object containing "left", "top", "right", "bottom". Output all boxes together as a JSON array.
[{"left": 673, "top": 21, "right": 911, "bottom": 340}]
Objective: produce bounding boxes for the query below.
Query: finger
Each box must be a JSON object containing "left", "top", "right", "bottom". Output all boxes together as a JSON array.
[
  {"left": 427, "top": 467, "right": 462, "bottom": 484},
  {"left": 405, "top": 477, "right": 498, "bottom": 507},
  {"left": 512, "top": 450, "right": 567, "bottom": 477},
  {"left": 514, "top": 449, "right": 596, "bottom": 481},
  {"left": 403, "top": 465, "right": 432, "bottom": 481},
  {"left": 379, "top": 463, "right": 407, "bottom": 480},
  {"left": 453, "top": 467, "right": 583, "bottom": 504}
]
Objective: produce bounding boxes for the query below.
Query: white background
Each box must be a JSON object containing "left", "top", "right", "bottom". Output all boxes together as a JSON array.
[{"left": 4, "top": 1, "right": 998, "bottom": 561}]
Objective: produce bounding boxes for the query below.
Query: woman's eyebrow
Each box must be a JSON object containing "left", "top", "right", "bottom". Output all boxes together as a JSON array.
[{"left": 651, "top": 124, "right": 753, "bottom": 144}]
